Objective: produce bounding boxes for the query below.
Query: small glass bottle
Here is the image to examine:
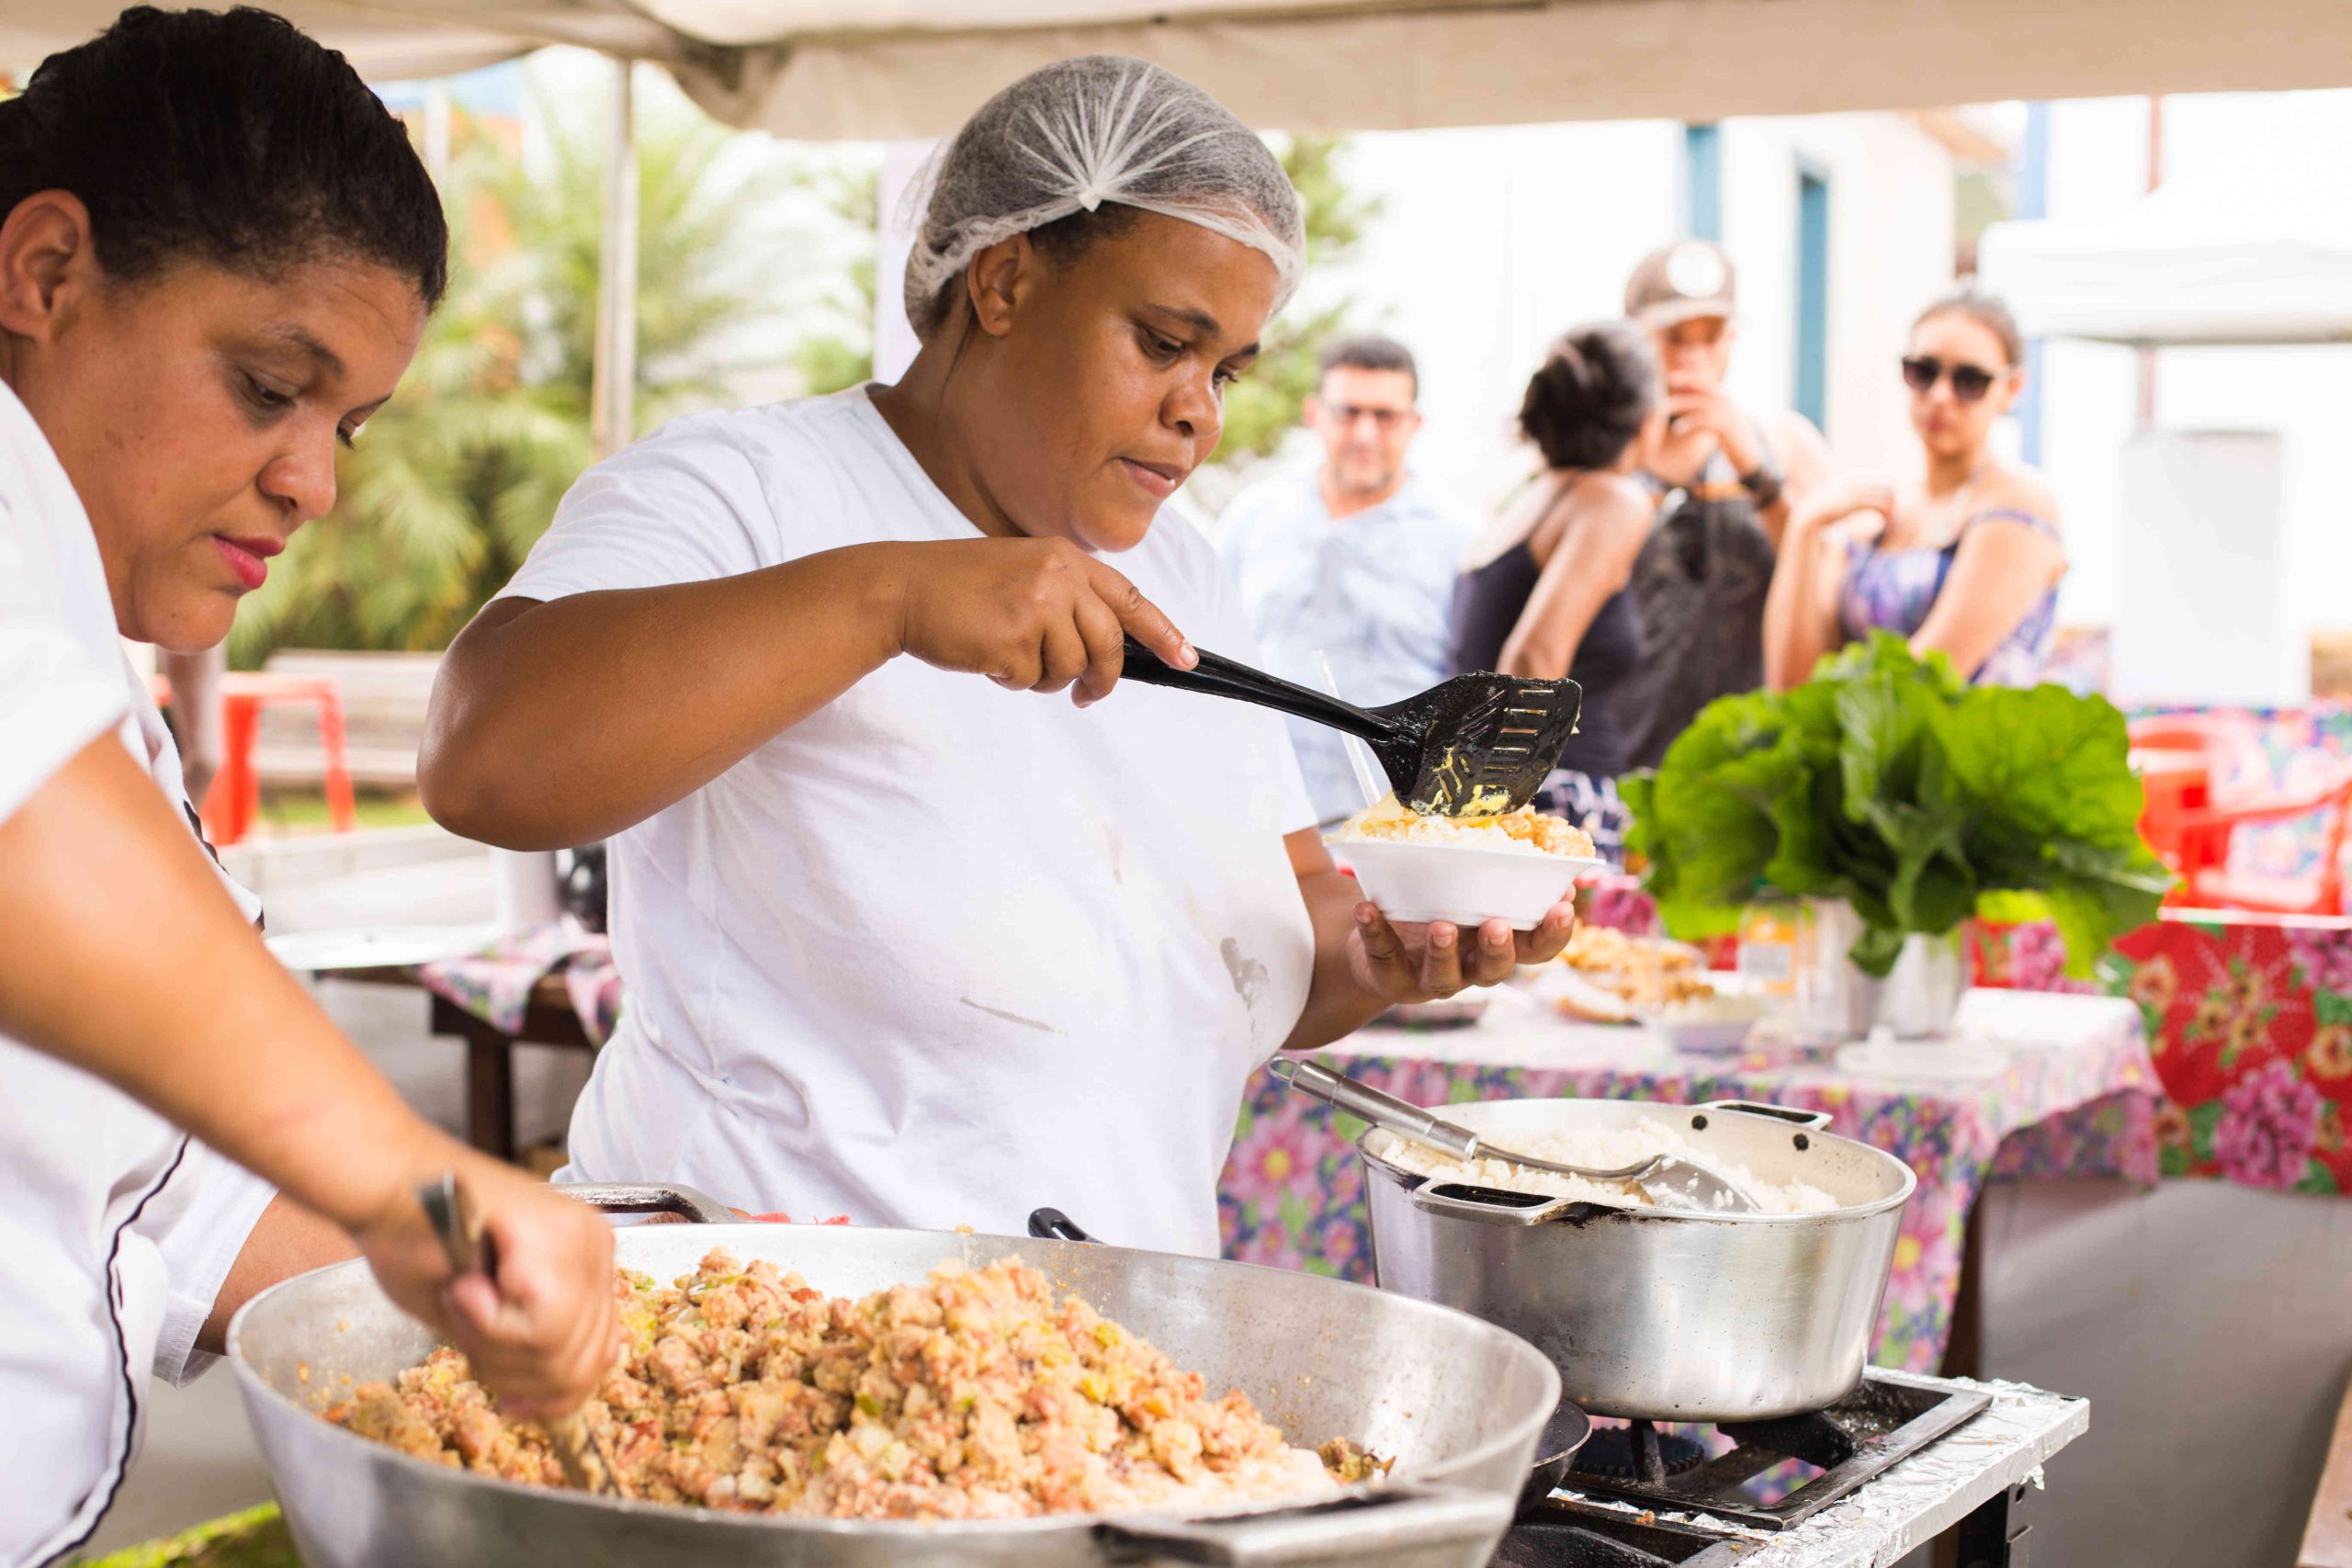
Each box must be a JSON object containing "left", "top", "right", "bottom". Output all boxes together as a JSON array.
[{"left": 1736, "top": 894, "right": 1801, "bottom": 997}]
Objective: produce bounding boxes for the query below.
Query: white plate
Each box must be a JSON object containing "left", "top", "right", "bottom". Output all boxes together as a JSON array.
[{"left": 1329, "top": 836, "right": 1604, "bottom": 931}]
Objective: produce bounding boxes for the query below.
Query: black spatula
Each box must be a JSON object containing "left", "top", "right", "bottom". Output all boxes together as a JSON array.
[{"left": 1119, "top": 637, "right": 1580, "bottom": 817}]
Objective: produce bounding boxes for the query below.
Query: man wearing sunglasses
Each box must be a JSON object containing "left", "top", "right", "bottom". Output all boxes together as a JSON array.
[
  {"left": 1220, "top": 335, "right": 1475, "bottom": 821},
  {"left": 1612, "top": 240, "right": 1833, "bottom": 773}
]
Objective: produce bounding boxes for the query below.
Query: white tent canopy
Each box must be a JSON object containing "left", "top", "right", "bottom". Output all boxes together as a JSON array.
[
  {"left": 6, "top": 0, "right": 2352, "bottom": 138},
  {"left": 1978, "top": 123, "right": 2352, "bottom": 347}
]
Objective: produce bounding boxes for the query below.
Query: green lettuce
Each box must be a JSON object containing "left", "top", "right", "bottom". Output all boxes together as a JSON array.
[{"left": 1621, "top": 632, "right": 2172, "bottom": 977}]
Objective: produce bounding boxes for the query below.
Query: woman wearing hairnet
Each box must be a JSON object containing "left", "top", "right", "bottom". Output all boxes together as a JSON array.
[{"left": 423, "top": 57, "right": 1574, "bottom": 1251}]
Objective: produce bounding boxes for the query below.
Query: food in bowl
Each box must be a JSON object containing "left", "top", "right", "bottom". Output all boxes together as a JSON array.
[
  {"left": 1338, "top": 793, "right": 1595, "bottom": 858},
  {"left": 1559, "top": 925, "right": 1699, "bottom": 977},
  {"left": 327, "top": 1253, "right": 1351, "bottom": 1519},
  {"left": 1368, "top": 1119, "right": 1838, "bottom": 1214},
  {"left": 1330, "top": 795, "right": 1602, "bottom": 930},
  {"left": 1547, "top": 928, "right": 1714, "bottom": 1021}
]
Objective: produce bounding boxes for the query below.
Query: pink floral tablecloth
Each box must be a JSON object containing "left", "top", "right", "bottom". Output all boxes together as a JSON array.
[
  {"left": 1216, "top": 989, "right": 2158, "bottom": 1376},
  {"left": 418, "top": 921, "right": 624, "bottom": 1043}
]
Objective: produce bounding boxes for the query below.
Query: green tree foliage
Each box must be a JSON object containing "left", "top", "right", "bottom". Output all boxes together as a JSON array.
[
  {"left": 1213, "top": 135, "right": 1383, "bottom": 468},
  {"left": 231, "top": 91, "right": 786, "bottom": 664},
  {"left": 791, "top": 164, "right": 881, "bottom": 397}
]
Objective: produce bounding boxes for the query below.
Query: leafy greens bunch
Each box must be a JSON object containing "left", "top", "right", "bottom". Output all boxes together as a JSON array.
[{"left": 1620, "top": 633, "right": 2171, "bottom": 977}]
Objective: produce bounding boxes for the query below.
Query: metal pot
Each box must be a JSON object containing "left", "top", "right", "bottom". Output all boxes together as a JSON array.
[
  {"left": 1360, "top": 1100, "right": 1915, "bottom": 1423},
  {"left": 229, "top": 1187, "right": 1560, "bottom": 1568}
]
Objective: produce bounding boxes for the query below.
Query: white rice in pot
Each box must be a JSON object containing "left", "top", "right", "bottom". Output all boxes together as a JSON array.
[{"left": 1366, "top": 1118, "right": 1841, "bottom": 1215}]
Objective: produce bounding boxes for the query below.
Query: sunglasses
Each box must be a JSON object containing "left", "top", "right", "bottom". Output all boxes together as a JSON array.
[
  {"left": 1900, "top": 355, "right": 2007, "bottom": 403},
  {"left": 1323, "top": 402, "right": 1415, "bottom": 430}
]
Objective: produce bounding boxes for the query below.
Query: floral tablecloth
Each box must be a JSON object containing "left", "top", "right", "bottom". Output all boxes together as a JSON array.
[
  {"left": 418, "top": 920, "right": 624, "bottom": 1043},
  {"left": 1216, "top": 988, "right": 2158, "bottom": 1375}
]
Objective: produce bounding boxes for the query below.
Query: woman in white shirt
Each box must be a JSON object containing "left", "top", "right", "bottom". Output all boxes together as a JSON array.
[
  {"left": 0, "top": 14, "right": 613, "bottom": 1562},
  {"left": 423, "top": 57, "right": 1577, "bottom": 1254}
]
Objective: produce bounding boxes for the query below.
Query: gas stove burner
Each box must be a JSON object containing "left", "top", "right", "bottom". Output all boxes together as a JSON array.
[
  {"left": 1544, "top": 1374, "right": 1996, "bottom": 1533},
  {"left": 1571, "top": 1423, "right": 1705, "bottom": 1483}
]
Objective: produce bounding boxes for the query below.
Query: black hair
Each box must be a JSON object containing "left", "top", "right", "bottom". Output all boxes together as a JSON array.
[
  {"left": 1518, "top": 321, "right": 1657, "bottom": 472},
  {"left": 1914, "top": 280, "right": 2023, "bottom": 367},
  {"left": 0, "top": 6, "right": 447, "bottom": 307},
  {"left": 1317, "top": 333, "right": 1418, "bottom": 396}
]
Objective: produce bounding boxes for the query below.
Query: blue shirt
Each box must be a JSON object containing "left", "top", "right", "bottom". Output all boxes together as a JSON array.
[{"left": 1218, "top": 467, "right": 1475, "bottom": 823}]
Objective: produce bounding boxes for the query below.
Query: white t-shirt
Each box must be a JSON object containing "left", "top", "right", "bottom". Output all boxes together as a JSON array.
[
  {"left": 0, "top": 380, "right": 277, "bottom": 1568},
  {"left": 505, "top": 389, "right": 1318, "bottom": 1255}
]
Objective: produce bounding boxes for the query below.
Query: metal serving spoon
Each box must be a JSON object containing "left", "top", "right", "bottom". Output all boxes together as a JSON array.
[
  {"left": 1270, "top": 1058, "right": 1761, "bottom": 1213},
  {"left": 417, "top": 1173, "right": 623, "bottom": 1496}
]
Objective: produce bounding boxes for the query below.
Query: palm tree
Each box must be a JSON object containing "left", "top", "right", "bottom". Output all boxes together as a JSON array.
[{"left": 232, "top": 92, "right": 788, "bottom": 663}]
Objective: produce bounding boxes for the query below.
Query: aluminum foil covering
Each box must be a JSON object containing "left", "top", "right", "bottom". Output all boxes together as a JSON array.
[{"left": 1553, "top": 1372, "right": 2088, "bottom": 1567}]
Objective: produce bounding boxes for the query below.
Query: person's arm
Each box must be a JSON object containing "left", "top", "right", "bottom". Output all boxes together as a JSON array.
[
  {"left": 1763, "top": 410, "right": 1836, "bottom": 547},
  {"left": 1281, "top": 829, "right": 1575, "bottom": 1051},
  {"left": 424, "top": 538, "right": 1193, "bottom": 851},
  {"left": 1495, "top": 481, "right": 1652, "bottom": 681},
  {"left": 0, "top": 736, "right": 616, "bottom": 1416},
  {"left": 199, "top": 1194, "right": 355, "bottom": 1355},
  {"left": 1909, "top": 509, "right": 2065, "bottom": 680},
  {"left": 1762, "top": 476, "right": 1889, "bottom": 691},
  {"left": 160, "top": 644, "right": 226, "bottom": 812}
]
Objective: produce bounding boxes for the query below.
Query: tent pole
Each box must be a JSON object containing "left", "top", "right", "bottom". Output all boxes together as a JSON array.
[
  {"left": 2136, "top": 95, "right": 2164, "bottom": 432},
  {"left": 591, "top": 56, "right": 639, "bottom": 460}
]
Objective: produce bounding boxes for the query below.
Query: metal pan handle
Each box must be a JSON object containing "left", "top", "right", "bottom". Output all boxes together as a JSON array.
[
  {"left": 1695, "top": 1100, "right": 1835, "bottom": 1134},
  {"left": 560, "top": 1182, "right": 736, "bottom": 1224},
  {"left": 1408, "top": 1181, "right": 1582, "bottom": 1226},
  {"left": 1093, "top": 1483, "right": 1511, "bottom": 1565},
  {"left": 1027, "top": 1207, "right": 1098, "bottom": 1243},
  {"left": 1270, "top": 1057, "right": 1483, "bottom": 1161}
]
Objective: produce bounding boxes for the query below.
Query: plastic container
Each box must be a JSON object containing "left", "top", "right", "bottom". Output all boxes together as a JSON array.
[{"left": 1329, "top": 837, "right": 1605, "bottom": 931}]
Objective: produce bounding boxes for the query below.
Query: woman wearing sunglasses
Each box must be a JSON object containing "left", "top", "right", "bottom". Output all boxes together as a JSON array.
[{"left": 1762, "top": 286, "right": 2064, "bottom": 689}]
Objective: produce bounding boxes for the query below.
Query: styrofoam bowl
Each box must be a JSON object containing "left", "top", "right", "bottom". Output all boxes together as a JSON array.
[{"left": 1328, "top": 836, "right": 1605, "bottom": 931}]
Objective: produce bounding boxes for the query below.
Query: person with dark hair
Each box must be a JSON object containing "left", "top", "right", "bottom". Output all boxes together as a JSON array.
[
  {"left": 0, "top": 11, "right": 614, "bottom": 1557},
  {"left": 1763, "top": 283, "right": 2064, "bottom": 689},
  {"left": 422, "top": 57, "right": 1574, "bottom": 1260},
  {"left": 1613, "top": 240, "right": 1834, "bottom": 769},
  {"left": 1218, "top": 333, "right": 1475, "bottom": 819},
  {"left": 1449, "top": 322, "right": 1663, "bottom": 858}
]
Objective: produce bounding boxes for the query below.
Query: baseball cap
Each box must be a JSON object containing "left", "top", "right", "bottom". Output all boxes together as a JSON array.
[{"left": 1625, "top": 240, "right": 1737, "bottom": 329}]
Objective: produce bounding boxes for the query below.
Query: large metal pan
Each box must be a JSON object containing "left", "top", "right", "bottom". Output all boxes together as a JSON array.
[
  {"left": 229, "top": 1187, "right": 1561, "bottom": 1568},
  {"left": 1361, "top": 1099, "right": 1915, "bottom": 1423}
]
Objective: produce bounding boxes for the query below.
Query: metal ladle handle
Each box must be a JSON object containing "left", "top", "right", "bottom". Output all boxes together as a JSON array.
[{"left": 1270, "top": 1057, "right": 1483, "bottom": 1162}]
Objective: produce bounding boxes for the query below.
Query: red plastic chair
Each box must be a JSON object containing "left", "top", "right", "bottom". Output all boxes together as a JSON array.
[
  {"left": 2129, "top": 715, "right": 2265, "bottom": 896},
  {"left": 2169, "top": 767, "right": 2352, "bottom": 916},
  {"left": 153, "top": 671, "right": 356, "bottom": 846}
]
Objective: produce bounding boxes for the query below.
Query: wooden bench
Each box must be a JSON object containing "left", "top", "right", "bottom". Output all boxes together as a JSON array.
[{"left": 252, "top": 650, "right": 440, "bottom": 789}]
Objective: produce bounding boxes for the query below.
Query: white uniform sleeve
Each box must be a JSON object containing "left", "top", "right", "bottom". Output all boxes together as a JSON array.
[
  {"left": 0, "top": 501, "right": 129, "bottom": 825},
  {"left": 145, "top": 1140, "right": 278, "bottom": 1385},
  {"left": 500, "top": 414, "right": 778, "bottom": 604}
]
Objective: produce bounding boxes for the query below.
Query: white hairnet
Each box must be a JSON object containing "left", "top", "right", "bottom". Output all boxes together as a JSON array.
[{"left": 902, "top": 55, "right": 1305, "bottom": 340}]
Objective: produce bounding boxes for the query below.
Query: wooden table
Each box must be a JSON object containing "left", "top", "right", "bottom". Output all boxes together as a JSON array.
[{"left": 324, "top": 964, "right": 595, "bottom": 1162}]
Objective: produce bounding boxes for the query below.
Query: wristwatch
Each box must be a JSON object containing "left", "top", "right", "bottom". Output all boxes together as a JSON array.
[{"left": 1739, "top": 457, "right": 1785, "bottom": 512}]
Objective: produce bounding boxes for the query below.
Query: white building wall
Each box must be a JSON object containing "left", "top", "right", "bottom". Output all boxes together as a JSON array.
[
  {"left": 2039, "top": 89, "right": 2352, "bottom": 637},
  {"left": 1721, "top": 114, "right": 1957, "bottom": 476}
]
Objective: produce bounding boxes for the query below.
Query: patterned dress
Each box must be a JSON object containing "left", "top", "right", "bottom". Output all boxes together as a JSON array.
[{"left": 1838, "top": 507, "right": 2062, "bottom": 687}]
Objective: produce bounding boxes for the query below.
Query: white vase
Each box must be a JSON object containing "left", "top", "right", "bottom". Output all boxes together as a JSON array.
[{"left": 1795, "top": 898, "right": 1967, "bottom": 1042}]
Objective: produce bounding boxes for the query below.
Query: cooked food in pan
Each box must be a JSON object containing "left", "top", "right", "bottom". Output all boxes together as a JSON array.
[{"left": 330, "top": 1252, "right": 1347, "bottom": 1519}]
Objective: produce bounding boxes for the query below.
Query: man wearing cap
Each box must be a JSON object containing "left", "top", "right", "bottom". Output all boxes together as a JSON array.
[{"left": 1616, "top": 240, "right": 1831, "bottom": 772}]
